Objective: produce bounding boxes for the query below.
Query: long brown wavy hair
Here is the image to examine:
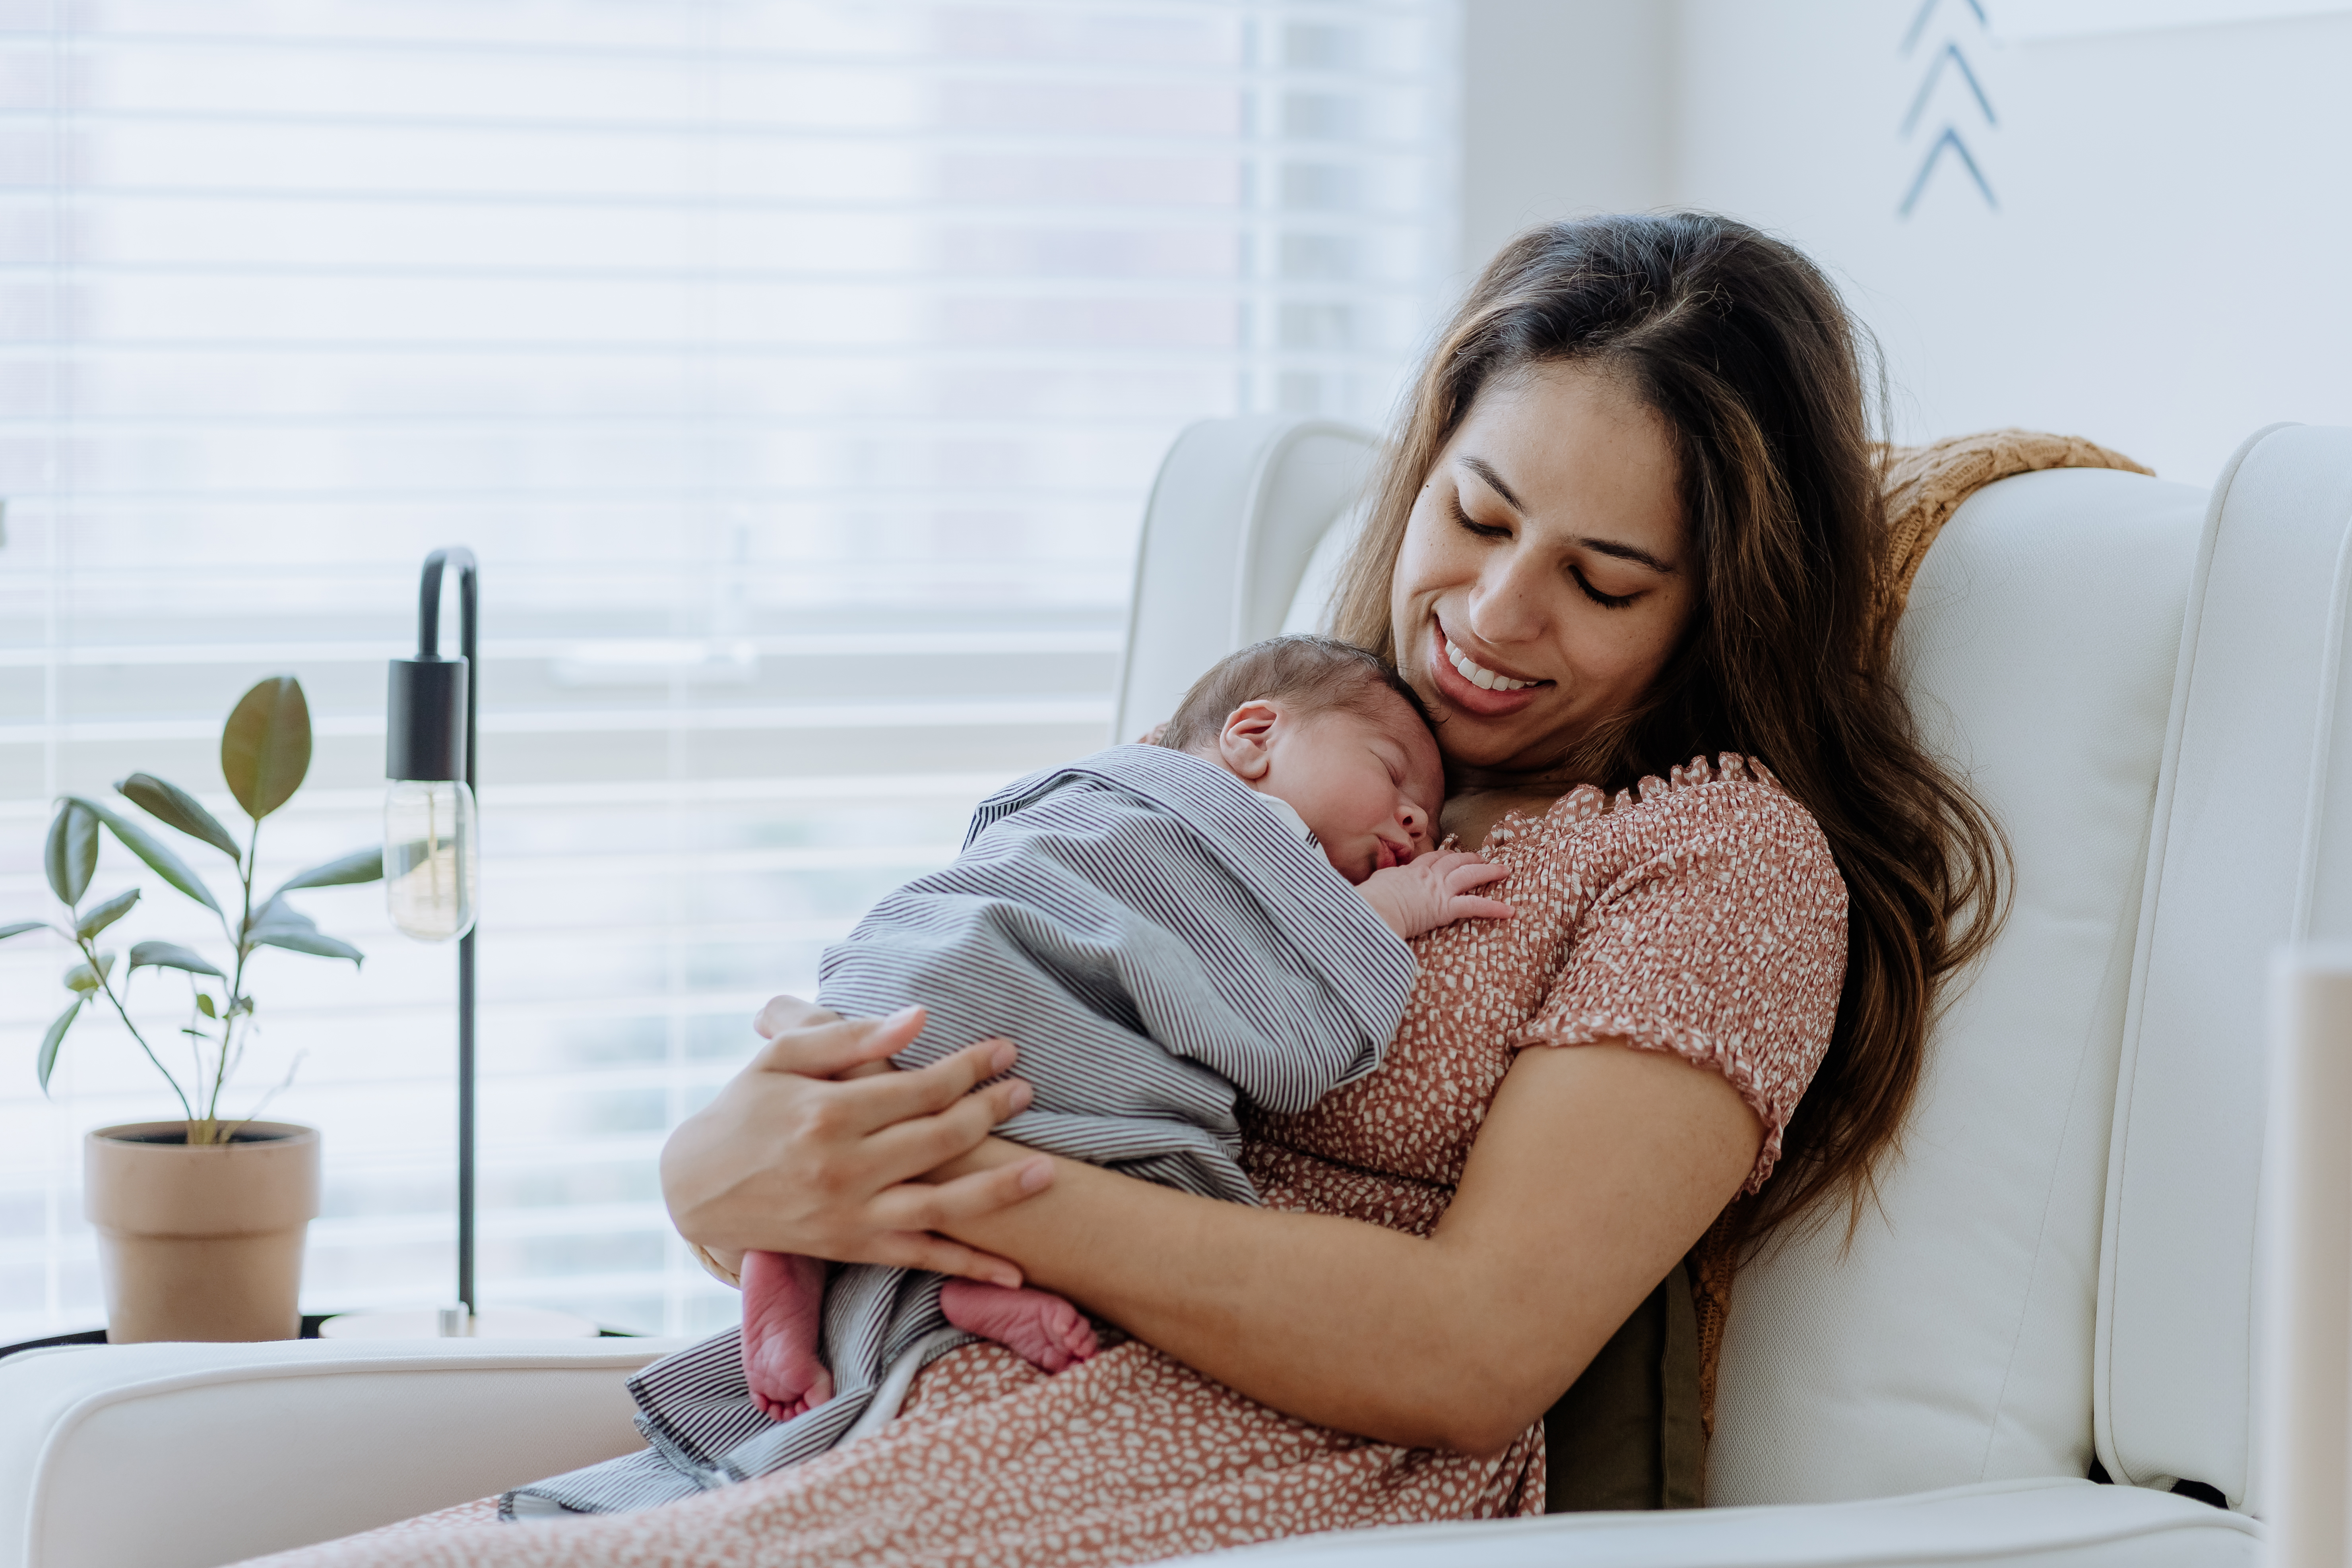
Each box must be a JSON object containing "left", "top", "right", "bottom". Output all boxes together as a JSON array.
[{"left": 1330, "top": 213, "right": 2008, "bottom": 1251}]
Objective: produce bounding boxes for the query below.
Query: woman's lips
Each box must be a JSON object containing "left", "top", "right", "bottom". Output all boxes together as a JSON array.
[{"left": 1427, "top": 621, "right": 1543, "bottom": 717}]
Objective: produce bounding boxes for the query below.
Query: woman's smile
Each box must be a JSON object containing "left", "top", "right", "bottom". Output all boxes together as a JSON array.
[{"left": 1426, "top": 618, "right": 1546, "bottom": 716}]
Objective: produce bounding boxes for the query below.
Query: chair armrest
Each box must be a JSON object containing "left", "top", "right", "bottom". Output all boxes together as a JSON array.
[
  {"left": 0, "top": 1335, "right": 686, "bottom": 1568},
  {"left": 1170, "top": 1478, "right": 2261, "bottom": 1568}
]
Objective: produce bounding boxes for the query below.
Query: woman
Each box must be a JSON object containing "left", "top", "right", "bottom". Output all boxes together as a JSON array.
[{"left": 259, "top": 213, "right": 2002, "bottom": 1567}]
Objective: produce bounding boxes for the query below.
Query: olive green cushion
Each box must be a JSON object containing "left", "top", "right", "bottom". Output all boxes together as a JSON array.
[{"left": 1541, "top": 1258, "right": 1704, "bottom": 1512}]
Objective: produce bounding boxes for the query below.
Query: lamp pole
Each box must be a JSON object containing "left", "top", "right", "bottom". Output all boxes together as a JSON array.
[{"left": 438, "top": 551, "right": 479, "bottom": 1319}]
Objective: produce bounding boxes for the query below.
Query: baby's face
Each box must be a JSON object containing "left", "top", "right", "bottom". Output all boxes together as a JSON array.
[{"left": 1224, "top": 694, "right": 1444, "bottom": 884}]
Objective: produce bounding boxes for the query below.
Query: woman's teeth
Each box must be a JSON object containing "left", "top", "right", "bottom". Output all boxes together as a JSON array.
[{"left": 1444, "top": 637, "right": 1535, "bottom": 692}]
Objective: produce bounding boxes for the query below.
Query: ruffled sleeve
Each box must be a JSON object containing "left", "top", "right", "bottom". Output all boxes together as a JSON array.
[{"left": 1515, "top": 756, "right": 1848, "bottom": 1192}]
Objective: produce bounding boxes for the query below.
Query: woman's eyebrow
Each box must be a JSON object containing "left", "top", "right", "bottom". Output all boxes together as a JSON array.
[
  {"left": 1458, "top": 454, "right": 1525, "bottom": 513},
  {"left": 1460, "top": 453, "right": 1676, "bottom": 575},
  {"left": 1579, "top": 537, "right": 1677, "bottom": 574}
]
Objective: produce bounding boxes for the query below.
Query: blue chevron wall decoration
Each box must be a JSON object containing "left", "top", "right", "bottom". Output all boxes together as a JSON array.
[{"left": 1899, "top": 0, "right": 1998, "bottom": 217}]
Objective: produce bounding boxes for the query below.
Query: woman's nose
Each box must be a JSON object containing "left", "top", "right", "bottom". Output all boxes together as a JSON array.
[{"left": 1467, "top": 546, "right": 1551, "bottom": 647}]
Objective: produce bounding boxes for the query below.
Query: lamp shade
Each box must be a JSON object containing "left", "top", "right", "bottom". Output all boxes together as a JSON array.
[{"left": 386, "top": 654, "right": 467, "bottom": 781}]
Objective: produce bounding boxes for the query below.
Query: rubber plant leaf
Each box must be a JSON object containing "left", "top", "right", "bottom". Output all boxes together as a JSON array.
[
  {"left": 36, "top": 997, "right": 81, "bottom": 1093},
  {"left": 246, "top": 900, "right": 363, "bottom": 967},
  {"left": 116, "top": 773, "right": 242, "bottom": 861},
  {"left": 43, "top": 800, "right": 98, "bottom": 907},
  {"left": 64, "top": 796, "right": 223, "bottom": 917},
  {"left": 74, "top": 887, "right": 140, "bottom": 941},
  {"left": 63, "top": 950, "right": 114, "bottom": 993},
  {"left": 220, "top": 676, "right": 311, "bottom": 821},
  {"left": 266, "top": 847, "right": 384, "bottom": 908},
  {"left": 128, "top": 940, "right": 226, "bottom": 979},
  {"left": 0, "top": 921, "right": 48, "bottom": 942}
]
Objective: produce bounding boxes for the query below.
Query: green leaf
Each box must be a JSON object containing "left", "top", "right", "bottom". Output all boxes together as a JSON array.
[
  {"left": 220, "top": 676, "right": 311, "bottom": 821},
  {"left": 195, "top": 991, "right": 217, "bottom": 1019},
  {"left": 0, "top": 921, "right": 48, "bottom": 942},
  {"left": 44, "top": 800, "right": 98, "bottom": 906},
  {"left": 64, "top": 796, "right": 223, "bottom": 917},
  {"left": 266, "top": 847, "right": 384, "bottom": 909},
  {"left": 128, "top": 940, "right": 225, "bottom": 979},
  {"left": 116, "top": 773, "right": 242, "bottom": 861},
  {"left": 75, "top": 888, "right": 140, "bottom": 941},
  {"left": 64, "top": 950, "right": 114, "bottom": 993},
  {"left": 246, "top": 900, "right": 363, "bottom": 967},
  {"left": 37, "top": 997, "right": 82, "bottom": 1093},
  {"left": 252, "top": 928, "right": 365, "bottom": 965}
]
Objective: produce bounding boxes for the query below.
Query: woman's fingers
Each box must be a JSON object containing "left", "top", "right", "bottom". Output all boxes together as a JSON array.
[
  {"left": 871, "top": 1157, "right": 1056, "bottom": 1236},
  {"left": 861, "top": 1076, "right": 1033, "bottom": 1176},
  {"left": 864, "top": 1230, "right": 1025, "bottom": 1289},
  {"left": 751, "top": 1004, "right": 926, "bottom": 1078},
  {"left": 830, "top": 1035, "right": 1023, "bottom": 1134},
  {"left": 753, "top": 994, "right": 840, "bottom": 1039}
]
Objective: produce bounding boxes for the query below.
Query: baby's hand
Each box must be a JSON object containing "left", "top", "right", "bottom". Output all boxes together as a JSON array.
[{"left": 1357, "top": 849, "right": 1513, "bottom": 941}]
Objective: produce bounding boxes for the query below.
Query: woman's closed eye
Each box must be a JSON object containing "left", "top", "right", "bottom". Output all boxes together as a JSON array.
[
  {"left": 1448, "top": 493, "right": 1509, "bottom": 541},
  {"left": 1570, "top": 564, "right": 1638, "bottom": 610}
]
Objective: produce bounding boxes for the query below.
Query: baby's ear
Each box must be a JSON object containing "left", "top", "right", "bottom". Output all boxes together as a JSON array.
[{"left": 1217, "top": 700, "right": 1281, "bottom": 781}]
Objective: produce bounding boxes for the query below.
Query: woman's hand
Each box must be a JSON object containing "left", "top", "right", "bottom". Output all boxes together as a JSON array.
[{"left": 659, "top": 1001, "right": 1056, "bottom": 1287}]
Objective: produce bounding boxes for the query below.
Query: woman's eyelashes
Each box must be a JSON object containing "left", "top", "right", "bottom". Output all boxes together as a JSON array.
[
  {"left": 1447, "top": 493, "right": 1509, "bottom": 541},
  {"left": 1570, "top": 565, "right": 1638, "bottom": 610}
]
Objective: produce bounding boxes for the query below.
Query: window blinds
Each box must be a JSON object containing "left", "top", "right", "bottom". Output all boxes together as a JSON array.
[{"left": 0, "top": 0, "right": 1456, "bottom": 1341}]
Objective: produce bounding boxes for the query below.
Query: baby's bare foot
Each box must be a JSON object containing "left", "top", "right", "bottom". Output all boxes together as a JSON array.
[
  {"left": 940, "top": 1278, "right": 1098, "bottom": 1373},
  {"left": 740, "top": 1250, "right": 834, "bottom": 1421}
]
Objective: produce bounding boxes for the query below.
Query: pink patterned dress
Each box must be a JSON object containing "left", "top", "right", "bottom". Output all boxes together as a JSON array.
[{"left": 246, "top": 756, "right": 1846, "bottom": 1568}]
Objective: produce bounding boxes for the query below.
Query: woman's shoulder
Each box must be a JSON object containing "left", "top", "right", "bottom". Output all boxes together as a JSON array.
[{"left": 1508, "top": 753, "right": 1840, "bottom": 893}]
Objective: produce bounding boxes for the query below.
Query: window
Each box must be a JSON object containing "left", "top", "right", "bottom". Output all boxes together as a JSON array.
[{"left": 0, "top": 0, "right": 1457, "bottom": 1341}]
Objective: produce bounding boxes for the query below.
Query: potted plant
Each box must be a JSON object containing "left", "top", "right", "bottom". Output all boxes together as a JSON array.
[{"left": 8, "top": 676, "right": 383, "bottom": 1342}]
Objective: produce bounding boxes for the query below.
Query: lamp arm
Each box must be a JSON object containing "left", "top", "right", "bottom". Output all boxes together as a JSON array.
[{"left": 416, "top": 546, "right": 480, "bottom": 663}]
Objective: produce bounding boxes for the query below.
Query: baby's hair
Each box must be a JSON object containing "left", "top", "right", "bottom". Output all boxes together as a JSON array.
[{"left": 1155, "top": 634, "right": 1431, "bottom": 754}]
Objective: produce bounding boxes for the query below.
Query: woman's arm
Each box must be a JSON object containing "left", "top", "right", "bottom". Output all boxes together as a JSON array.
[
  {"left": 662, "top": 1000, "right": 1759, "bottom": 1456},
  {"left": 937, "top": 1040, "right": 1760, "bottom": 1456}
]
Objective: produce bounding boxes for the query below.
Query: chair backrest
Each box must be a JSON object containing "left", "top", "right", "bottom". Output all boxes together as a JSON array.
[
  {"left": 1115, "top": 414, "right": 2352, "bottom": 1518},
  {"left": 1112, "top": 416, "right": 1376, "bottom": 744},
  {"left": 1710, "top": 461, "right": 2210, "bottom": 1505},
  {"left": 2100, "top": 423, "right": 2352, "bottom": 1519}
]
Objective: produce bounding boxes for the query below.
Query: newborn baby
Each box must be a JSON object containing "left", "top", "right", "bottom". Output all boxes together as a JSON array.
[{"left": 737, "top": 635, "right": 1511, "bottom": 1423}]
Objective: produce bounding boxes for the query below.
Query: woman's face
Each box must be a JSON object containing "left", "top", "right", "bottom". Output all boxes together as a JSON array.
[{"left": 1390, "top": 361, "right": 1695, "bottom": 777}]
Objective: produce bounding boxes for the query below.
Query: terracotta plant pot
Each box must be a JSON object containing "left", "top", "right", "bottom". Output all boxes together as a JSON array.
[{"left": 84, "top": 1120, "right": 321, "bottom": 1343}]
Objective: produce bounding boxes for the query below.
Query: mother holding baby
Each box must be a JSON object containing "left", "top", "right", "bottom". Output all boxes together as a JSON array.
[{"left": 270, "top": 212, "right": 2003, "bottom": 1567}]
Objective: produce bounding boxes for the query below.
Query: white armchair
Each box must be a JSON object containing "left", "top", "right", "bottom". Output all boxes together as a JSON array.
[{"left": 11, "top": 414, "right": 2340, "bottom": 1567}]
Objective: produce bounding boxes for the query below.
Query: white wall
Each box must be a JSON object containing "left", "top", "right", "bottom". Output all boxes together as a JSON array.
[
  {"left": 1462, "top": 0, "right": 2352, "bottom": 487},
  {"left": 1457, "top": 1, "right": 1671, "bottom": 284}
]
